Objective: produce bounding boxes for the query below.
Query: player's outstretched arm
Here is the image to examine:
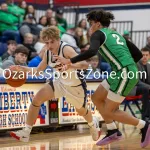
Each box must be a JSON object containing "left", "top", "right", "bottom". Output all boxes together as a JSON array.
[
  {"left": 56, "top": 30, "right": 104, "bottom": 65},
  {"left": 62, "top": 46, "right": 89, "bottom": 70}
]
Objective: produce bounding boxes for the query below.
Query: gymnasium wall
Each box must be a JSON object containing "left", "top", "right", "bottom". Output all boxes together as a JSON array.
[
  {"left": 55, "top": 0, "right": 150, "bottom": 31},
  {"left": 78, "top": 9, "right": 150, "bottom": 31},
  {"left": 55, "top": 0, "right": 150, "bottom": 6}
]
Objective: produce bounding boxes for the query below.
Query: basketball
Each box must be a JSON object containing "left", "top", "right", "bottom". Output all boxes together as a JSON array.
[
  {"left": 4, "top": 69, "right": 26, "bottom": 87},
  {"left": 53, "top": 64, "right": 64, "bottom": 71}
]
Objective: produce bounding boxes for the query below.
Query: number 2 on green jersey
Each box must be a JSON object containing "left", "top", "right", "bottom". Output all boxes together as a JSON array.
[{"left": 112, "top": 34, "right": 124, "bottom": 45}]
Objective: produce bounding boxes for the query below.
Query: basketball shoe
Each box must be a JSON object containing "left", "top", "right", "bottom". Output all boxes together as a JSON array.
[
  {"left": 89, "top": 116, "right": 101, "bottom": 141},
  {"left": 96, "top": 129, "right": 122, "bottom": 146},
  {"left": 141, "top": 122, "right": 150, "bottom": 148},
  {"left": 10, "top": 127, "right": 30, "bottom": 142}
]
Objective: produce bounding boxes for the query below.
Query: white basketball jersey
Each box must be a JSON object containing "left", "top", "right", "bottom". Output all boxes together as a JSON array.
[{"left": 47, "top": 41, "right": 85, "bottom": 86}]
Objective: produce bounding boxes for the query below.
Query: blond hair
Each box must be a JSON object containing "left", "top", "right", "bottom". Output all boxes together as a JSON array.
[
  {"left": 40, "top": 26, "right": 60, "bottom": 41},
  {"left": 90, "top": 55, "right": 99, "bottom": 61},
  {"left": 24, "top": 33, "right": 33, "bottom": 39}
]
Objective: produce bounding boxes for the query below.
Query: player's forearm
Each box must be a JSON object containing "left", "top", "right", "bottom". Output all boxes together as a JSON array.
[
  {"left": 70, "top": 50, "right": 97, "bottom": 64},
  {"left": 70, "top": 31, "right": 103, "bottom": 64},
  {"left": 70, "top": 61, "right": 88, "bottom": 69},
  {"left": 19, "top": 66, "right": 42, "bottom": 76},
  {"left": 20, "top": 66, "right": 37, "bottom": 74},
  {"left": 21, "top": 61, "right": 46, "bottom": 76}
]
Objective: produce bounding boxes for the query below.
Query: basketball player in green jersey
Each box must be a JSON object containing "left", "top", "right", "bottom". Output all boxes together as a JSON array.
[{"left": 56, "top": 10, "right": 150, "bottom": 148}]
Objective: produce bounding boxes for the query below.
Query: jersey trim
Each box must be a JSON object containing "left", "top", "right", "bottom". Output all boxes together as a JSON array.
[
  {"left": 62, "top": 44, "right": 77, "bottom": 58},
  {"left": 121, "top": 67, "right": 130, "bottom": 96},
  {"left": 101, "top": 45, "right": 122, "bottom": 70},
  {"left": 47, "top": 50, "right": 49, "bottom": 65},
  {"left": 100, "top": 29, "right": 107, "bottom": 46},
  {"left": 117, "top": 68, "right": 128, "bottom": 95},
  {"left": 77, "top": 70, "right": 87, "bottom": 108},
  {"left": 104, "top": 44, "right": 123, "bottom": 68},
  {"left": 51, "top": 41, "right": 63, "bottom": 63}
]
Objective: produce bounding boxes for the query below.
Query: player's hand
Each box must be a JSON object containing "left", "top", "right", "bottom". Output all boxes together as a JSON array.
[
  {"left": 9, "top": 65, "right": 23, "bottom": 73},
  {"left": 54, "top": 55, "right": 71, "bottom": 65},
  {"left": 57, "top": 64, "right": 70, "bottom": 72}
]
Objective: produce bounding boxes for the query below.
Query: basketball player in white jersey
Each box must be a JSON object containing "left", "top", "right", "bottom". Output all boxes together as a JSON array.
[{"left": 10, "top": 26, "right": 100, "bottom": 142}]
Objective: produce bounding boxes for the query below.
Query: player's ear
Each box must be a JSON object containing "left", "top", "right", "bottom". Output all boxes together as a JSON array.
[{"left": 96, "top": 22, "right": 101, "bottom": 27}]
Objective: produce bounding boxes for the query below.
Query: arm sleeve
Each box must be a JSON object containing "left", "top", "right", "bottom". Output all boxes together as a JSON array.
[
  {"left": 125, "top": 39, "right": 143, "bottom": 62},
  {"left": 70, "top": 30, "right": 106, "bottom": 64}
]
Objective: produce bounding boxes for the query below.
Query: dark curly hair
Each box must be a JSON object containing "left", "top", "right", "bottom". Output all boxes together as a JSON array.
[{"left": 86, "top": 9, "right": 115, "bottom": 27}]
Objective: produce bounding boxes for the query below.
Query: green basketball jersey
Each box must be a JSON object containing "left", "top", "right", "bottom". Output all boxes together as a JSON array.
[{"left": 99, "top": 28, "right": 135, "bottom": 71}]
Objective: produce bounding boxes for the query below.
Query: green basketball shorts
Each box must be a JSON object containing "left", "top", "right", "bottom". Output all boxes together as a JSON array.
[{"left": 101, "top": 64, "right": 139, "bottom": 103}]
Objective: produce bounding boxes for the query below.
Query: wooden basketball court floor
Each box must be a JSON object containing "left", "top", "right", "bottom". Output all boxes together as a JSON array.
[{"left": 0, "top": 124, "right": 149, "bottom": 150}]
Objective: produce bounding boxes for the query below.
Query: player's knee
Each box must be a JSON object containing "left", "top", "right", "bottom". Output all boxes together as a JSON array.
[
  {"left": 77, "top": 111, "right": 85, "bottom": 116},
  {"left": 32, "top": 97, "right": 42, "bottom": 107},
  {"left": 92, "top": 96, "right": 101, "bottom": 108},
  {"left": 104, "top": 110, "right": 113, "bottom": 119},
  {"left": 103, "top": 112, "right": 111, "bottom": 119},
  {"left": 76, "top": 108, "right": 87, "bottom": 116}
]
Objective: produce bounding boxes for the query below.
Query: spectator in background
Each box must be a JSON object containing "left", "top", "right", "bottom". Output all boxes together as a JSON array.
[
  {"left": 137, "top": 47, "right": 150, "bottom": 87},
  {"left": 123, "top": 30, "right": 132, "bottom": 41},
  {"left": 2, "top": 40, "right": 17, "bottom": 61},
  {"left": 2, "top": 45, "right": 29, "bottom": 69},
  {"left": 25, "top": 12, "right": 36, "bottom": 24},
  {"left": 100, "top": 56, "right": 112, "bottom": 75},
  {"left": 128, "top": 47, "right": 150, "bottom": 121},
  {"left": 49, "top": 17, "right": 57, "bottom": 26},
  {"left": 19, "top": 0, "right": 27, "bottom": 10},
  {"left": 23, "top": 33, "right": 37, "bottom": 61},
  {"left": 5, "top": 0, "right": 12, "bottom": 5},
  {"left": 6, "top": 0, "right": 26, "bottom": 23},
  {"left": 37, "top": 16, "right": 47, "bottom": 29},
  {"left": 23, "top": 33, "right": 34, "bottom": 45},
  {"left": 78, "top": 19, "right": 88, "bottom": 35},
  {"left": 75, "top": 27, "right": 84, "bottom": 48},
  {"left": 0, "top": 3, "right": 8, "bottom": 10},
  {"left": 82, "top": 28, "right": 92, "bottom": 46},
  {"left": 56, "top": 8, "right": 67, "bottom": 30},
  {"left": 146, "top": 36, "right": 150, "bottom": 50},
  {"left": 45, "top": 9, "right": 53, "bottom": 25},
  {"left": 28, "top": 45, "right": 47, "bottom": 67},
  {"left": 25, "top": 5, "right": 36, "bottom": 21},
  {"left": 80, "top": 43, "right": 90, "bottom": 53},
  {"left": 34, "top": 38, "right": 45, "bottom": 54},
  {"left": 48, "top": 17, "right": 66, "bottom": 37},
  {"left": 61, "top": 26, "right": 80, "bottom": 53},
  {"left": 137, "top": 47, "right": 150, "bottom": 120},
  {"left": 85, "top": 55, "right": 101, "bottom": 77},
  {"left": 90, "top": 55, "right": 101, "bottom": 74},
  {"left": 18, "top": 0, "right": 27, "bottom": 21},
  {"left": 111, "top": 27, "right": 117, "bottom": 31},
  {"left": 19, "top": 13, "right": 41, "bottom": 38},
  {"left": 0, "top": 3, "right": 21, "bottom": 43}
]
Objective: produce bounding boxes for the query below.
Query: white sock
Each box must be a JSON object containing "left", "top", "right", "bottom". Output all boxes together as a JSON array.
[
  {"left": 88, "top": 121, "right": 94, "bottom": 127},
  {"left": 25, "top": 124, "right": 32, "bottom": 133},
  {"left": 106, "top": 122, "right": 117, "bottom": 130},
  {"left": 136, "top": 120, "right": 146, "bottom": 129}
]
